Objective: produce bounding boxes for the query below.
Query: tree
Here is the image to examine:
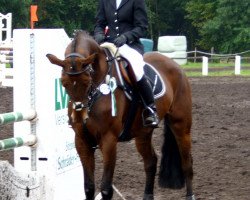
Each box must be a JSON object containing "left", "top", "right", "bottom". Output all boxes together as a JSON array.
[
  {"left": 146, "top": 0, "right": 196, "bottom": 49},
  {"left": 37, "top": 0, "right": 97, "bottom": 37},
  {"left": 186, "top": 0, "right": 250, "bottom": 52},
  {"left": 1, "top": 0, "right": 249, "bottom": 53},
  {"left": 0, "top": 0, "right": 31, "bottom": 29},
  {"left": 202, "top": 0, "right": 250, "bottom": 52},
  {"left": 185, "top": 0, "right": 218, "bottom": 50}
]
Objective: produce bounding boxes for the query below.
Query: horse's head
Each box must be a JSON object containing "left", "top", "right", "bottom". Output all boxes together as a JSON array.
[
  {"left": 47, "top": 51, "right": 98, "bottom": 124},
  {"left": 47, "top": 52, "right": 97, "bottom": 103},
  {"left": 47, "top": 31, "right": 101, "bottom": 104},
  {"left": 47, "top": 31, "right": 109, "bottom": 125}
]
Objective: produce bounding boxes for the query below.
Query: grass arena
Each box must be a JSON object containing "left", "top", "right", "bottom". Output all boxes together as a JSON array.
[{"left": 0, "top": 29, "right": 250, "bottom": 200}]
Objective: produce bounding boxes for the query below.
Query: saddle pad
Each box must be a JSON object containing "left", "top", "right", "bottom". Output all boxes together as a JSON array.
[{"left": 144, "top": 63, "right": 166, "bottom": 99}]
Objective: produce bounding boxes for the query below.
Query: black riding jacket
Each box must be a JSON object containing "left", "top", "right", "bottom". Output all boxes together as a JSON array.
[{"left": 94, "top": 0, "right": 148, "bottom": 53}]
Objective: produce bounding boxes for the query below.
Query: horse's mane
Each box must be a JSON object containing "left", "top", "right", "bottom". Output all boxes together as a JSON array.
[
  {"left": 73, "top": 30, "right": 93, "bottom": 41},
  {"left": 72, "top": 30, "right": 101, "bottom": 52}
]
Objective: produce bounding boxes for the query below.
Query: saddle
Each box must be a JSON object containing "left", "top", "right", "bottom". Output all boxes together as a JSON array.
[
  {"left": 101, "top": 43, "right": 166, "bottom": 141},
  {"left": 101, "top": 42, "right": 166, "bottom": 99}
]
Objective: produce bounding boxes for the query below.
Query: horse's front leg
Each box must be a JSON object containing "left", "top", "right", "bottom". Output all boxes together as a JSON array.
[
  {"left": 74, "top": 125, "right": 96, "bottom": 200},
  {"left": 135, "top": 132, "right": 157, "bottom": 200},
  {"left": 99, "top": 131, "right": 117, "bottom": 200}
]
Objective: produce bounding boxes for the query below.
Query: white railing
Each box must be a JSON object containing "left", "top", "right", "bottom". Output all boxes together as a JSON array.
[
  {"left": 0, "top": 47, "right": 13, "bottom": 87},
  {"left": 187, "top": 49, "right": 250, "bottom": 75},
  {"left": 0, "top": 13, "right": 13, "bottom": 87}
]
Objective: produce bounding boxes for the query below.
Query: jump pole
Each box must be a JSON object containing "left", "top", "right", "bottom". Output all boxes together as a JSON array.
[
  {"left": 0, "top": 110, "right": 36, "bottom": 125},
  {"left": 0, "top": 134, "right": 37, "bottom": 151}
]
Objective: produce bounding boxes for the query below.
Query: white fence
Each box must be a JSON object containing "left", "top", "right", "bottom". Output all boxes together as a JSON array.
[
  {"left": 0, "top": 47, "right": 13, "bottom": 87},
  {"left": 0, "top": 12, "right": 13, "bottom": 87},
  {"left": 187, "top": 49, "right": 250, "bottom": 75}
]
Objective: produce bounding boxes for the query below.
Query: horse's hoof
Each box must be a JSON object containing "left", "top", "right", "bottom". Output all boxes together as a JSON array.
[
  {"left": 186, "top": 194, "right": 195, "bottom": 200},
  {"left": 143, "top": 194, "right": 154, "bottom": 200}
]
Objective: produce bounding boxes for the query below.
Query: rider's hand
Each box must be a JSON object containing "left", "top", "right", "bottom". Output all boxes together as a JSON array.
[
  {"left": 114, "top": 35, "right": 127, "bottom": 47},
  {"left": 94, "top": 34, "right": 105, "bottom": 44}
]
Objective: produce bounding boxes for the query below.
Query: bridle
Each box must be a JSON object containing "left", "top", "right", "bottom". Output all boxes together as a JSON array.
[
  {"left": 63, "top": 52, "right": 95, "bottom": 112},
  {"left": 64, "top": 51, "right": 112, "bottom": 114},
  {"left": 64, "top": 53, "right": 94, "bottom": 76},
  {"left": 63, "top": 31, "right": 116, "bottom": 116}
]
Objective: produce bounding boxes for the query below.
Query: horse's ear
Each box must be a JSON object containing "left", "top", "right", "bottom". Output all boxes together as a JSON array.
[
  {"left": 46, "top": 54, "right": 64, "bottom": 67},
  {"left": 84, "top": 53, "right": 98, "bottom": 64}
]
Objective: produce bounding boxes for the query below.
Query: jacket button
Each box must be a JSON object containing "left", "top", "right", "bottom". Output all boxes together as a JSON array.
[
  {"left": 117, "top": 33, "right": 120, "bottom": 36},
  {"left": 114, "top": 20, "right": 118, "bottom": 23},
  {"left": 114, "top": 12, "right": 117, "bottom": 15},
  {"left": 116, "top": 27, "right": 119, "bottom": 30}
]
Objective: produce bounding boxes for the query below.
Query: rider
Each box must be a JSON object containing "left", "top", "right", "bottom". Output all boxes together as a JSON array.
[{"left": 94, "top": 0, "right": 159, "bottom": 127}]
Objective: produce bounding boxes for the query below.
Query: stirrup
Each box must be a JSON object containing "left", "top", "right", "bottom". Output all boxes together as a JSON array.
[{"left": 142, "top": 106, "right": 159, "bottom": 127}]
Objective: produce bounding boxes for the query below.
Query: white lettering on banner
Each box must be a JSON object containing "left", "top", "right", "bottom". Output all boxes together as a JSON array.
[
  {"left": 57, "top": 153, "right": 80, "bottom": 171},
  {"left": 65, "top": 141, "right": 75, "bottom": 151},
  {"left": 55, "top": 112, "right": 68, "bottom": 125},
  {"left": 54, "top": 109, "right": 81, "bottom": 174}
]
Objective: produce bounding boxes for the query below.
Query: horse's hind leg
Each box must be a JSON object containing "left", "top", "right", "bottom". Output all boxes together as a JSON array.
[
  {"left": 135, "top": 131, "right": 157, "bottom": 200},
  {"left": 159, "top": 113, "right": 195, "bottom": 199},
  {"left": 172, "top": 122, "right": 194, "bottom": 199},
  {"left": 168, "top": 114, "right": 195, "bottom": 200}
]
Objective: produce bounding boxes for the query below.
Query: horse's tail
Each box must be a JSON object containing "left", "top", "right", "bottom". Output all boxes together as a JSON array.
[{"left": 158, "top": 117, "right": 185, "bottom": 189}]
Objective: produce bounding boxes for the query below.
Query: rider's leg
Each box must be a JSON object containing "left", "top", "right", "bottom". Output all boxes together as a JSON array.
[
  {"left": 136, "top": 74, "right": 159, "bottom": 127},
  {"left": 119, "top": 45, "right": 159, "bottom": 127}
]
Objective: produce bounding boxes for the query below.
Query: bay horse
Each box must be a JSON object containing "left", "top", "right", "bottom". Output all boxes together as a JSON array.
[{"left": 46, "top": 31, "right": 195, "bottom": 200}]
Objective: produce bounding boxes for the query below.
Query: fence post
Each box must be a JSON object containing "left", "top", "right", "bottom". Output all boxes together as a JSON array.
[
  {"left": 202, "top": 56, "right": 208, "bottom": 76},
  {"left": 194, "top": 47, "right": 197, "bottom": 63},
  {"left": 235, "top": 55, "right": 241, "bottom": 75}
]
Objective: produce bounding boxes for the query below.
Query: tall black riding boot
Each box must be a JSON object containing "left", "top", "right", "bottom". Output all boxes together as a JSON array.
[{"left": 136, "top": 75, "right": 159, "bottom": 127}]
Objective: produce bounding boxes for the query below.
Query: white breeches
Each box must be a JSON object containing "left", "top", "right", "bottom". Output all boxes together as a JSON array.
[{"left": 118, "top": 44, "right": 145, "bottom": 81}]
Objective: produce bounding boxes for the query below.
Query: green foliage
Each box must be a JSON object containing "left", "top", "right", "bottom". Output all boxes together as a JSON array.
[
  {"left": 152, "top": 0, "right": 192, "bottom": 36},
  {"left": 37, "top": 0, "right": 97, "bottom": 36},
  {"left": 146, "top": 0, "right": 195, "bottom": 49},
  {"left": 0, "top": 0, "right": 31, "bottom": 28},
  {"left": 186, "top": 0, "right": 216, "bottom": 29},
  {"left": 203, "top": 0, "right": 250, "bottom": 52},
  {"left": 0, "top": 0, "right": 249, "bottom": 53},
  {"left": 186, "top": 0, "right": 250, "bottom": 53},
  {"left": 185, "top": 0, "right": 218, "bottom": 49}
]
